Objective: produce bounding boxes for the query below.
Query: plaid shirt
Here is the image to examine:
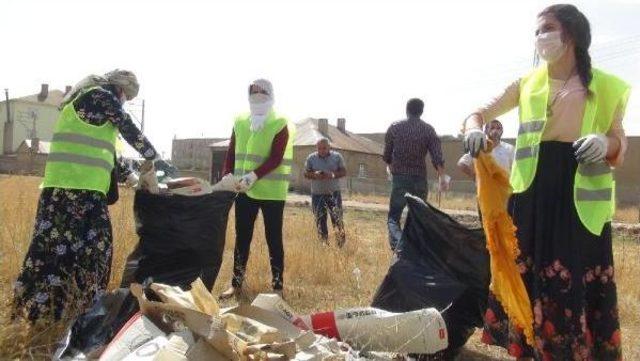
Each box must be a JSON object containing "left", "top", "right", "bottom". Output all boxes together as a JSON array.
[{"left": 383, "top": 117, "right": 444, "bottom": 178}]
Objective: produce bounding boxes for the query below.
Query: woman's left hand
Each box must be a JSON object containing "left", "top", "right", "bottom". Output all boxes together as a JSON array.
[
  {"left": 573, "top": 134, "right": 608, "bottom": 164},
  {"left": 125, "top": 172, "right": 139, "bottom": 188}
]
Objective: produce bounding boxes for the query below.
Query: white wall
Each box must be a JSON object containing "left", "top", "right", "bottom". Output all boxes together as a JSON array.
[{"left": 0, "top": 101, "right": 59, "bottom": 153}]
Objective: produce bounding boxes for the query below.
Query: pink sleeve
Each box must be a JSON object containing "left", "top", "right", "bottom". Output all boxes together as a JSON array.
[
  {"left": 477, "top": 79, "right": 521, "bottom": 124},
  {"left": 606, "top": 103, "right": 628, "bottom": 167}
]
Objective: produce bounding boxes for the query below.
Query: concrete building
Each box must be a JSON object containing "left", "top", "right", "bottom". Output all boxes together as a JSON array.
[
  {"left": 360, "top": 133, "right": 640, "bottom": 206},
  {"left": 1, "top": 85, "right": 68, "bottom": 155},
  {"left": 0, "top": 139, "right": 51, "bottom": 176},
  {"left": 290, "top": 118, "right": 387, "bottom": 194},
  {"left": 359, "top": 132, "right": 475, "bottom": 193},
  {"left": 209, "top": 139, "right": 230, "bottom": 182},
  {"left": 174, "top": 121, "right": 640, "bottom": 204},
  {"left": 0, "top": 85, "right": 69, "bottom": 174},
  {"left": 614, "top": 136, "right": 640, "bottom": 206},
  {"left": 171, "top": 137, "right": 226, "bottom": 179}
]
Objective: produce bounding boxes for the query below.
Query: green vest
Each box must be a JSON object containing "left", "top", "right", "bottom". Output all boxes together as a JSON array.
[
  {"left": 233, "top": 112, "right": 295, "bottom": 201},
  {"left": 43, "top": 87, "right": 118, "bottom": 195},
  {"left": 511, "top": 66, "right": 631, "bottom": 235}
]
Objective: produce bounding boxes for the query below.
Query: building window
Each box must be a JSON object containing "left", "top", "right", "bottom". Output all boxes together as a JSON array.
[{"left": 358, "top": 163, "right": 367, "bottom": 178}]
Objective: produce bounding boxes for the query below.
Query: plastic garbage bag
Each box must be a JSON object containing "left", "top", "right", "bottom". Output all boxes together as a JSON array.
[
  {"left": 53, "top": 289, "right": 140, "bottom": 360},
  {"left": 119, "top": 190, "right": 236, "bottom": 290},
  {"left": 372, "top": 195, "right": 490, "bottom": 359}
]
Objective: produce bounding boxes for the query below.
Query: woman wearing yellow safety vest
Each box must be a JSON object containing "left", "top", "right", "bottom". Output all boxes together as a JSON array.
[
  {"left": 219, "top": 79, "right": 294, "bottom": 300},
  {"left": 463, "top": 5, "right": 629, "bottom": 360},
  {"left": 12, "top": 70, "right": 158, "bottom": 321}
]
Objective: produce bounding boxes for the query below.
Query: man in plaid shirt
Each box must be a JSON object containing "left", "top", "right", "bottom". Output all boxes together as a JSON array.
[{"left": 383, "top": 98, "right": 450, "bottom": 250}]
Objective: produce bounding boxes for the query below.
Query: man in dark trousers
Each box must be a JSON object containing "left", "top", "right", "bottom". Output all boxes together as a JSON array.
[
  {"left": 383, "top": 98, "right": 449, "bottom": 251},
  {"left": 304, "top": 138, "right": 347, "bottom": 246},
  {"left": 220, "top": 79, "right": 294, "bottom": 299}
]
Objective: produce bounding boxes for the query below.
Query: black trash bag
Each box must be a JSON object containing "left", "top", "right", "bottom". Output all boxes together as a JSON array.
[
  {"left": 372, "top": 195, "right": 489, "bottom": 359},
  {"left": 53, "top": 289, "right": 139, "bottom": 360},
  {"left": 106, "top": 155, "right": 120, "bottom": 206},
  {"left": 120, "top": 190, "right": 236, "bottom": 291}
]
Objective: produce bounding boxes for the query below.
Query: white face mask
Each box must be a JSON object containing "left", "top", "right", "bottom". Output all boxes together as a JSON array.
[
  {"left": 249, "top": 93, "right": 273, "bottom": 131},
  {"left": 535, "top": 31, "right": 567, "bottom": 63}
]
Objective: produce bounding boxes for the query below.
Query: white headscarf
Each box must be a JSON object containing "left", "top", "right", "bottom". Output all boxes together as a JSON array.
[{"left": 249, "top": 79, "right": 274, "bottom": 132}]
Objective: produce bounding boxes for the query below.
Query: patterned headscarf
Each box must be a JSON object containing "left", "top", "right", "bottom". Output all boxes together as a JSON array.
[
  {"left": 60, "top": 69, "right": 139, "bottom": 108},
  {"left": 104, "top": 69, "right": 139, "bottom": 100}
]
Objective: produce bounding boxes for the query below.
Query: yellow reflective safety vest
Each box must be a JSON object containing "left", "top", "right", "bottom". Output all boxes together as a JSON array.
[
  {"left": 511, "top": 66, "right": 631, "bottom": 235},
  {"left": 233, "top": 112, "right": 295, "bottom": 201},
  {"left": 43, "top": 87, "right": 118, "bottom": 195}
]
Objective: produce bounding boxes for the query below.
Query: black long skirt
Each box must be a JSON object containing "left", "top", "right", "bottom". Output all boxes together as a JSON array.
[{"left": 482, "top": 142, "right": 622, "bottom": 360}]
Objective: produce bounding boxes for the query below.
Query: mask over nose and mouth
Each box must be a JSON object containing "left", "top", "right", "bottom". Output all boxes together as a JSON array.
[
  {"left": 535, "top": 31, "right": 567, "bottom": 63},
  {"left": 248, "top": 79, "right": 274, "bottom": 132}
]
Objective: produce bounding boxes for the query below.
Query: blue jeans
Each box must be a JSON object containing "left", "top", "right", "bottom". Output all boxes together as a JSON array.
[
  {"left": 388, "top": 174, "right": 427, "bottom": 250},
  {"left": 312, "top": 191, "right": 345, "bottom": 246}
]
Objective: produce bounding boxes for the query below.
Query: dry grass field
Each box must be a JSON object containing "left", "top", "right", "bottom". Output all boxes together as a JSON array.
[
  {"left": 1, "top": 175, "right": 638, "bottom": 360},
  {"left": 344, "top": 192, "right": 640, "bottom": 223}
]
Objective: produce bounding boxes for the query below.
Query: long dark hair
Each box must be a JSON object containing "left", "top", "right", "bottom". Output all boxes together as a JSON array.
[{"left": 539, "top": 4, "right": 592, "bottom": 90}]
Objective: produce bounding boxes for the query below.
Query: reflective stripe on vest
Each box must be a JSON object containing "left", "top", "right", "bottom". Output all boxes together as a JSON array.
[
  {"left": 576, "top": 188, "right": 613, "bottom": 202},
  {"left": 238, "top": 171, "right": 291, "bottom": 181},
  {"left": 43, "top": 86, "right": 117, "bottom": 194},
  {"left": 514, "top": 145, "right": 539, "bottom": 160},
  {"left": 235, "top": 153, "right": 294, "bottom": 167},
  {"left": 577, "top": 162, "right": 612, "bottom": 177},
  {"left": 47, "top": 152, "right": 113, "bottom": 172},
  {"left": 518, "top": 120, "right": 545, "bottom": 135},
  {"left": 511, "top": 66, "right": 630, "bottom": 235},
  {"left": 52, "top": 132, "right": 116, "bottom": 154},
  {"left": 233, "top": 113, "right": 295, "bottom": 201}
]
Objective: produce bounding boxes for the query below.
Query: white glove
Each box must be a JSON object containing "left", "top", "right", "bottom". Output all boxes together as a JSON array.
[
  {"left": 139, "top": 159, "right": 155, "bottom": 174},
  {"left": 463, "top": 128, "right": 486, "bottom": 157},
  {"left": 573, "top": 134, "right": 608, "bottom": 164},
  {"left": 386, "top": 166, "right": 392, "bottom": 181},
  {"left": 438, "top": 174, "right": 451, "bottom": 192},
  {"left": 138, "top": 160, "right": 159, "bottom": 194},
  {"left": 211, "top": 173, "right": 238, "bottom": 192},
  {"left": 235, "top": 172, "right": 258, "bottom": 193},
  {"left": 125, "top": 172, "right": 139, "bottom": 188}
]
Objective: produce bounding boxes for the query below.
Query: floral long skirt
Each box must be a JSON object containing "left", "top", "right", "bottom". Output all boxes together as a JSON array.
[
  {"left": 13, "top": 188, "right": 113, "bottom": 321},
  {"left": 482, "top": 142, "right": 622, "bottom": 360}
]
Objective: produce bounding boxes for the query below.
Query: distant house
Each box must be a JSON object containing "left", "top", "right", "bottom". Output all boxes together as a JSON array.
[
  {"left": 289, "top": 118, "right": 387, "bottom": 194},
  {"left": 359, "top": 132, "right": 640, "bottom": 205},
  {"left": 207, "top": 118, "right": 390, "bottom": 194},
  {"left": 209, "top": 139, "right": 230, "bottom": 182},
  {"left": 171, "top": 137, "right": 227, "bottom": 179},
  {"left": 0, "top": 84, "right": 70, "bottom": 175},
  {"left": 1, "top": 84, "right": 69, "bottom": 155},
  {"left": 358, "top": 132, "right": 474, "bottom": 192},
  {"left": 0, "top": 138, "right": 51, "bottom": 175}
]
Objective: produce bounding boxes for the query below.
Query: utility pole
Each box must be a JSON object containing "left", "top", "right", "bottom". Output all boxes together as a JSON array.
[
  {"left": 141, "top": 99, "right": 145, "bottom": 134},
  {"left": 3, "top": 89, "right": 12, "bottom": 155},
  {"left": 30, "top": 111, "right": 37, "bottom": 139},
  {"left": 4, "top": 89, "right": 10, "bottom": 123}
]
